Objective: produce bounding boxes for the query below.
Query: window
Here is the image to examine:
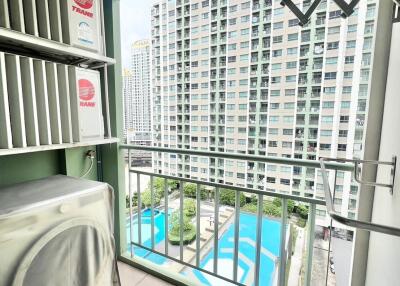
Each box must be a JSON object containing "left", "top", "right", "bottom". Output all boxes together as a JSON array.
[
  {"left": 328, "top": 26, "right": 340, "bottom": 34},
  {"left": 322, "top": 101, "right": 334, "bottom": 109},
  {"left": 272, "top": 49, "right": 282, "bottom": 57},
  {"left": 325, "top": 72, "right": 337, "bottom": 80},
  {"left": 273, "top": 21, "right": 283, "bottom": 30},
  {"left": 348, "top": 24, "right": 357, "bottom": 33},
  {"left": 322, "top": 116, "right": 333, "bottom": 124},
  {"left": 273, "top": 36, "right": 283, "bottom": 43},
  {"left": 327, "top": 41, "right": 339, "bottom": 50},
  {"left": 341, "top": 101, "right": 350, "bottom": 108},
  {"left": 344, "top": 71, "right": 353, "bottom": 79},
  {"left": 286, "top": 61, "right": 297, "bottom": 69},
  {"left": 287, "top": 47, "right": 297, "bottom": 55},
  {"left": 340, "top": 116, "right": 349, "bottom": 123},
  {"left": 342, "top": 86, "right": 352, "bottom": 94},
  {"left": 272, "top": 63, "right": 282, "bottom": 70},
  {"left": 346, "top": 40, "right": 356, "bottom": 49},
  {"left": 345, "top": 56, "right": 354, "bottom": 64},
  {"left": 329, "top": 10, "right": 342, "bottom": 19},
  {"left": 326, "top": 57, "right": 338, "bottom": 65},
  {"left": 288, "top": 33, "right": 298, "bottom": 41},
  {"left": 288, "top": 19, "right": 299, "bottom": 27}
]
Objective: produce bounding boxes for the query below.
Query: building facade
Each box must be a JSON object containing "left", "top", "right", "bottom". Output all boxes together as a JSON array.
[
  {"left": 151, "top": 0, "right": 377, "bottom": 225},
  {"left": 123, "top": 40, "right": 152, "bottom": 147}
]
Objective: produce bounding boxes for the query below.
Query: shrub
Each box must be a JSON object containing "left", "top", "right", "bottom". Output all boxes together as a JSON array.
[
  {"left": 263, "top": 201, "right": 282, "bottom": 217},
  {"left": 183, "top": 183, "right": 209, "bottom": 200},
  {"left": 219, "top": 189, "right": 246, "bottom": 207},
  {"left": 296, "top": 204, "right": 309, "bottom": 219},
  {"left": 141, "top": 190, "right": 161, "bottom": 207},
  {"left": 297, "top": 218, "right": 307, "bottom": 228},
  {"left": 241, "top": 203, "right": 258, "bottom": 214},
  {"left": 183, "top": 198, "right": 196, "bottom": 217},
  {"left": 168, "top": 211, "right": 196, "bottom": 245},
  {"left": 287, "top": 200, "right": 295, "bottom": 214}
]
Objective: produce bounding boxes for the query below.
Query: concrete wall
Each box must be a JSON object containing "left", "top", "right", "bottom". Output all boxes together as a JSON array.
[{"left": 365, "top": 22, "right": 400, "bottom": 286}]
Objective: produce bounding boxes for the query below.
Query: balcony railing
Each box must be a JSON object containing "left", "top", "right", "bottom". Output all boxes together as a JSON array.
[{"left": 121, "top": 145, "right": 356, "bottom": 286}]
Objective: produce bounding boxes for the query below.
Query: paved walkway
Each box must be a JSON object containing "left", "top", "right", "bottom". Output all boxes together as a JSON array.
[{"left": 288, "top": 227, "right": 305, "bottom": 286}]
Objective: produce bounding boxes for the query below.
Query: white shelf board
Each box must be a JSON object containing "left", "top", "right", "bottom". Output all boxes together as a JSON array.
[
  {"left": 0, "top": 137, "right": 119, "bottom": 156},
  {"left": 0, "top": 28, "right": 115, "bottom": 67}
]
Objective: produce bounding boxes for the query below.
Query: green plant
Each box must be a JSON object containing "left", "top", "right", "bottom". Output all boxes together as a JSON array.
[
  {"left": 219, "top": 188, "right": 246, "bottom": 207},
  {"left": 296, "top": 204, "right": 309, "bottom": 219},
  {"left": 241, "top": 203, "right": 258, "bottom": 213},
  {"left": 296, "top": 218, "right": 307, "bottom": 228},
  {"left": 263, "top": 201, "right": 282, "bottom": 217},
  {"left": 168, "top": 211, "right": 196, "bottom": 245},
  {"left": 183, "top": 198, "right": 196, "bottom": 217},
  {"left": 183, "top": 183, "right": 208, "bottom": 200},
  {"left": 272, "top": 198, "right": 295, "bottom": 214},
  {"left": 141, "top": 190, "right": 161, "bottom": 207}
]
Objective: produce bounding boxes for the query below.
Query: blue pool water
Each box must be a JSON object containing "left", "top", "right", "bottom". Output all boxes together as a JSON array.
[
  {"left": 190, "top": 213, "right": 281, "bottom": 286},
  {"left": 127, "top": 210, "right": 282, "bottom": 285},
  {"left": 126, "top": 208, "right": 168, "bottom": 264}
]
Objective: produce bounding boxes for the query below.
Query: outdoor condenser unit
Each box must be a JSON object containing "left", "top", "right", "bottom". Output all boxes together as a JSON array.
[
  {"left": 0, "top": 175, "right": 119, "bottom": 286},
  {"left": 69, "top": 67, "right": 104, "bottom": 142},
  {"left": 60, "top": 0, "right": 102, "bottom": 52}
]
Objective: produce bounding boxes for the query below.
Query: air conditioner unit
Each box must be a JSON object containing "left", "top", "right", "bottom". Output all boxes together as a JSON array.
[
  {"left": 69, "top": 67, "right": 104, "bottom": 142},
  {"left": 60, "top": 0, "right": 102, "bottom": 52},
  {"left": 0, "top": 175, "right": 119, "bottom": 286}
]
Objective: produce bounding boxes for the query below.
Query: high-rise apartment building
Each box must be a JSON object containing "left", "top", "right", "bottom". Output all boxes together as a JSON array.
[
  {"left": 151, "top": 0, "right": 376, "bottom": 226},
  {"left": 124, "top": 40, "right": 152, "bottom": 147}
]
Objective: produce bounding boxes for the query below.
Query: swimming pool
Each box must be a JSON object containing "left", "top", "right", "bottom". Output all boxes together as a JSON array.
[
  {"left": 126, "top": 210, "right": 282, "bottom": 285},
  {"left": 126, "top": 208, "right": 168, "bottom": 264},
  {"left": 187, "top": 213, "right": 282, "bottom": 286}
]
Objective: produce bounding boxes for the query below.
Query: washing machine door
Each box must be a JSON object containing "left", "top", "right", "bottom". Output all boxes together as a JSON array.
[{"left": 12, "top": 218, "right": 115, "bottom": 286}]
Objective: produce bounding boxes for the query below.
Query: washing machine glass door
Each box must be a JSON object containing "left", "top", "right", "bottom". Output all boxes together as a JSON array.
[{"left": 12, "top": 218, "right": 114, "bottom": 286}]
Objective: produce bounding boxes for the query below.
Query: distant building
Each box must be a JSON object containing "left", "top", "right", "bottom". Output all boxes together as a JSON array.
[{"left": 123, "top": 40, "right": 152, "bottom": 166}]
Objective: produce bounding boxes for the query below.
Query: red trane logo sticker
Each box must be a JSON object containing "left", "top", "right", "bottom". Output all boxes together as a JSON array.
[
  {"left": 74, "top": 0, "right": 93, "bottom": 9},
  {"left": 79, "top": 79, "right": 96, "bottom": 107}
]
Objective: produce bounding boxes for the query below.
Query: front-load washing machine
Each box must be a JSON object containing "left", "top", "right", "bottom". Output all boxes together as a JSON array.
[{"left": 0, "top": 175, "right": 119, "bottom": 286}]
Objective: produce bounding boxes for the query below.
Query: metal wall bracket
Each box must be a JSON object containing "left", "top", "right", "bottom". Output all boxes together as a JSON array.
[
  {"left": 321, "top": 156, "right": 397, "bottom": 194},
  {"left": 280, "top": 0, "right": 322, "bottom": 26},
  {"left": 319, "top": 157, "right": 400, "bottom": 237},
  {"left": 280, "top": 0, "right": 360, "bottom": 26}
]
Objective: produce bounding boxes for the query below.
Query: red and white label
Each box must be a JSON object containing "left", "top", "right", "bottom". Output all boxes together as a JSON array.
[
  {"left": 74, "top": 0, "right": 93, "bottom": 9},
  {"left": 79, "top": 79, "right": 96, "bottom": 107}
]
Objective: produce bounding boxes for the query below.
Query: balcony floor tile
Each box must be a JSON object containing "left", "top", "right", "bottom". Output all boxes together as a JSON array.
[{"left": 118, "top": 262, "right": 174, "bottom": 286}]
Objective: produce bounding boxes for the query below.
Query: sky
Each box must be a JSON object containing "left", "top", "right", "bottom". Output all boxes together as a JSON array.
[{"left": 120, "top": 0, "right": 159, "bottom": 69}]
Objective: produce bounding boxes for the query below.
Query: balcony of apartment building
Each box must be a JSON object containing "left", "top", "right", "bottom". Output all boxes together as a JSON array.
[{"left": 2, "top": 2, "right": 400, "bottom": 286}]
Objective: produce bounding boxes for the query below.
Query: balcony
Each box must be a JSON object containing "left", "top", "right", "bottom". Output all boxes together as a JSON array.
[{"left": 119, "top": 145, "right": 371, "bottom": 286}]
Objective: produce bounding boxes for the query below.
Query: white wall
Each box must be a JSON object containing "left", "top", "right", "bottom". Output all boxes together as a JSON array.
[{"left": 365, "top": 22, "right": 400, "bottom": 286}]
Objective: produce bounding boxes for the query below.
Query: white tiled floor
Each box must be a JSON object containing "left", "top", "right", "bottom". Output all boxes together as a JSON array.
[{"left": 118, "top": 261, "right": 175, "bottom": 286}]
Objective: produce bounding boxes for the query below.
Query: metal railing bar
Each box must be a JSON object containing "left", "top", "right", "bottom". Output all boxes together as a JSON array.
[
  {"left": 128, "top": 150, "right": 133, "bottom": 258},
  {"left": 254, "top": 194, "right": 263, "bottom": 286},
  {"left": 279, "top": 198, "right": 288, "bottom": 286},
  {"left": 213, "top": 187, "right": 219, "bottom": 274},
  {"left": 129, "top": 169, "right": 326, "bottom": 206},
  {"left": 164, "top": 178, "right": 169, "bottom": 257},
  {"left": 120, "top": 145, "right": 353, "bottom": 171},
  {"left": 129, "top": 241, "right": 245, "bottom": 286},
  {"left": 320, "top": 158, "right": 400, "bottom": 237},
  {"left": 137, "top": 173, "right": 142, "bottom": 246},
  {"left": 179, "top": 181, "right": 184, "bottom": 261},
  {"left": 233, "top": 190, "right": 240, "bottom": 283},
  {"left": 150, "top": 176, "right": 155, "bottom": 249},
  {"left": 325, "top": 170, "right": 337, "bottom": 286},
  {"left": 304, "top": 203, "right": 316, "bottom": 286},
  {"left": 196, "top": 183, "right": 201, "bottom": 268}
]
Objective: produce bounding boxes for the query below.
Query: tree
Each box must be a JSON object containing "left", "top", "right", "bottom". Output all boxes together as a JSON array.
[
  {"left": 296, "top": 204, "right": 309, "bottom": 219},
  {"left": 183, "top": 183, "right": 197, "bottom": 197},
  {"left": 272, "top": 198, "right": 295, "bottom": 214},
  {"left": 219, "top": 188, "right": 246, "bottom": 207},
  {"left": 183, "top": 198, "right": 196, "bottom": 217},
  {"left": 168, "top": 211, "right": 196, "bottom": 245},
  {"left": 263, "top": 201, "right": 282, "bottom": 217},
  {"left": 141, "top": 190, "right": 161, "bottom": 207}
]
